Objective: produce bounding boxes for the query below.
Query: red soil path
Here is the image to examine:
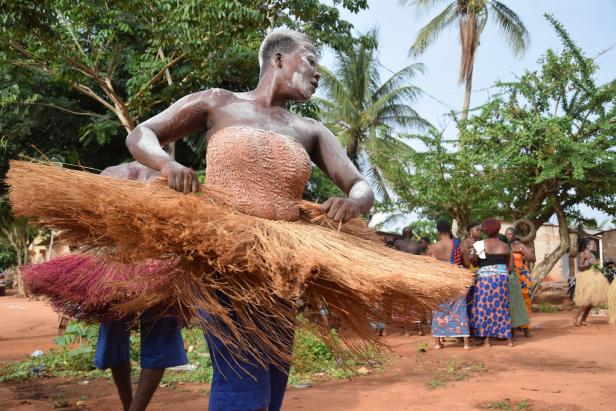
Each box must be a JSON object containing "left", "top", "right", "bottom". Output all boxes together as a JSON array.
[{"left": 1, "top": 295, "right": 614, "bottom": 410}]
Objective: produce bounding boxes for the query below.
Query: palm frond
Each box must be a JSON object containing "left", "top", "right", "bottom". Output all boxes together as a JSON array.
[
  {"left": 489, "top": 1, "right": 530, "bottom": 57},
  {"left": 399, "top": 0, "right": 453, "bottom": 17},
  {"left": 410, "top": 1, "right": 459, "bottom": 56},
  {"left": 373, "top": 63, "right": 425, "bottom": 100}
]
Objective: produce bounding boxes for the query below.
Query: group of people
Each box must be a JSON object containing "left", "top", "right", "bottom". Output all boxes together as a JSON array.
[{"left": 392, "top": 218, "right": 535, "bottom": 348}]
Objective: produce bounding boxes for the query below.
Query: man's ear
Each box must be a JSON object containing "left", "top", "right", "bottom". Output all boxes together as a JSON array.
[{"left": 275, "top": 52, "right": 283, "bottom": 68}]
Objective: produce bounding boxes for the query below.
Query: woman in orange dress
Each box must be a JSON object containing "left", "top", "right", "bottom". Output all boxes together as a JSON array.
[{"left": 505, "top": 227, "right": 535, "bottom": 337}]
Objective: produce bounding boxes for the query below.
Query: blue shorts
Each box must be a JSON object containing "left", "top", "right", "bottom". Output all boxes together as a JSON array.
[
  {"left": 200, "top": 300, "right": 294, "bottom": 411},
  {"left": 94, "top": 313, "right": 187, "bottom": 370}
]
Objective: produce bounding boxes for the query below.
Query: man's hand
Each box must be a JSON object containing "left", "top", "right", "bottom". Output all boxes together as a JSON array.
[
  {"left": 160, "top": 161, "right": 199, "bottom": 193},
  {"left": 320, "top": 197, "right": 362, "bottom": 223}
]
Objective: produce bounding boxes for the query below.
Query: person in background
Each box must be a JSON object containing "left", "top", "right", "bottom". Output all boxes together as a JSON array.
[
  {"left": 393, "top": 226, "right": 423, "bottom": 255},
  {"left": 469, "top": 218, "right": 513, "bottom": 347},
  {"left": 419, "top": 237, "right": 431, "bottom": 255},
  {"left": 505, "top": 227, "right": 535, "bottom": 337},
  {"left": 428, "top": 220, "right": 471, "bottom": 350},
  {"left": 573, "top": 238, "right": 608, "bottom": 327},
  {"left": 95, "top": 158, "right": 188, "bottom": 411},
  {"left": 461, "top": 222, "right": 482, "bottom": 269}
]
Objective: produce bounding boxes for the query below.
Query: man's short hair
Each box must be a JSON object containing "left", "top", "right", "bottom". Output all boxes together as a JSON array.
[
  {"left": 258, "top": 28, "right": 314, "bottom": 77},
  {"left": 436, "top": 219, "right": 452, "bottom": 234}
]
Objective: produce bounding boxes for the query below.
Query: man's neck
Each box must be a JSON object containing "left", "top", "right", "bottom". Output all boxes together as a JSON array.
[
  {"left": 439, "top": 233, "right": 451, "bottom": 242},
  {"left": 251, "top": 75, "right": 288, "bottom": 108}
]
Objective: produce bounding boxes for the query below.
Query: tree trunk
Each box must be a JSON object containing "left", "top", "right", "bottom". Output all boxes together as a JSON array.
[
  {"left": 530, "top": 199, "right": 570, "bottom": 296},
  {"left": 461, "top": 68, "right": 473, "bottom": 122},
  {"left": 157, "top": 47, "right": 176, "bottom": 160},
  {"left": 347, "top": 133, "right": 360, "bottom": 167}
]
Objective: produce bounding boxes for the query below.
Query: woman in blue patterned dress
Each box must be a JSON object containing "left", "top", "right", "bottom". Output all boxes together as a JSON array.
[{"left": 469, "top": 218, "right": 514, "bottom": 348}]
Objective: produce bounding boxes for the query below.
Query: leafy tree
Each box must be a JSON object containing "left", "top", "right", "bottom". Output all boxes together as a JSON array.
[
  {"left": 400, "top": 0, "right": 529, "bottom": 120},
  {"left": 460, "top": 15, "right": 616, "bottom": 291},
  {"left": 389, "top": 128, "right": 501, "bottom": 236},
  {"left": 315, "top": 29, "right": 429, "bottom": 200},
  {"left": 0, "top": 1, "right": 368, "bottom": 143},
  {"left": 399, "top": 15, "right": 615, "bottom": 290}
]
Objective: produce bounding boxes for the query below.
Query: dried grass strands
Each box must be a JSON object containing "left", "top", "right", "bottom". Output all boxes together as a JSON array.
[
  {"left": 574, "top": 268, "right": 609, "bottom": 307},
  {"left": 21, "top": 254, "right": 181, "bottom": 322},
  {"left": 7, "top": 160, "right": 472, "bottom": 367},
  {"left": 608, "top": 280, "right": 616, "bottom": 325}
]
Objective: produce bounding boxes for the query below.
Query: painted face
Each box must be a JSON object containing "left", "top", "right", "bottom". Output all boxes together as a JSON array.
[
  {"left": 283, "top": 44, "right": 320, "bottom": 100},
  {"left": 587, "top": 239, "right": 597, "bottom": 252}
]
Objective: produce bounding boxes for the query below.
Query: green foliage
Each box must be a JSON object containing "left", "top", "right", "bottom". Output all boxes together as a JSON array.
[
  {"left": 0, "top": 322, "right": 101, "bottom": 382},
  {"left": 459, "top": 15, "right": 616, "bottom": 223},
  {"left": 1, "top": 319, "right": 384, "bottom": 387},
  {"left": 425, "top": 358, "right": 485, "bottom": 390},
  {"left": 538, "top": 302, "right": 558, "bottom": 313},
  {"left": 304, "top": 167, "right": 344, "bottom": 203},
  {"left": 395, "top": 16, "right": 616, "bottom": 242},
  {"left": 0, "top": 0, "right": 367, "bottom": 142},
  {"left": 482, "top": 398, "right": 530, "bottom": 410},
  {"left": 315, "top": 28, "right": 429, "bottom": 202}
]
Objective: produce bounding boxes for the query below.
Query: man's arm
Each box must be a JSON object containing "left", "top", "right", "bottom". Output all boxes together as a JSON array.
[
  {"left": 125, "top": 90, "right": 216, "bottom": 193},
  {"left": 309, "top": 121, "right": 374, "bottom": 222}
]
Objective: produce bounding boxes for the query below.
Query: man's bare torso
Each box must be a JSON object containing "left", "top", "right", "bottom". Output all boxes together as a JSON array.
[
  {"left": 175, "top": 89, "right": 321, "bottom": 153},
  {"left": 428, "top": 238, "right": 453, "bottom": 263}
]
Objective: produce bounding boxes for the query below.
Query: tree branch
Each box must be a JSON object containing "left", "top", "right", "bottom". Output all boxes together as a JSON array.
[
  {"left": 530, "top": 196, "right": 571, "bottom": 295},
  {"left": 128, "top": 52, "right": 186, "bottom": 107}
]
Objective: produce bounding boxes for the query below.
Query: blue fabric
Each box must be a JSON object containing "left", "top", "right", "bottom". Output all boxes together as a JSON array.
[
  {"left": 200, "top": 300, "right": 294, "bottom": 411},
  {"left": 94, "top": 313, "right": 187, "bottom": 370},
  {"left": 431, "top": 296, "right": 470, "bottom": 337},
  {"left": 469, "top": 264, "right": 512, "bottom": 338},
  {"left": 431, "top": 238, "right": 470, "bottom": 337}
]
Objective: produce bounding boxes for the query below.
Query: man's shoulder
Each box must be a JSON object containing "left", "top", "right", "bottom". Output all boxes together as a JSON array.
[{"left": 179, "top": 88, "right": 235, "bottom": 108}]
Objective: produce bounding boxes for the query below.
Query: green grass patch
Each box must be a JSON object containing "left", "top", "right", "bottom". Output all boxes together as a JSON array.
[
  {"left": 425, "top": 358, "right": 486, "bottom": 390},
  {"left": 426, "top": 378, "right": 446, "bottom": 390},
  {"left": 1, "top": 319, "right": 386, "bottom": 387},
  {"left": 483, "top": 399, "right": 531, "bottom": 410},
  {"left": 539, "top": 302, "right": 558, "bottom": 313}
]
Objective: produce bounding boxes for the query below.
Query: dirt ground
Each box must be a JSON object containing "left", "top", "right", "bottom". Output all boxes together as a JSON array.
[{"left": 1, "top": 294, "right": 615, "bottom": 411}]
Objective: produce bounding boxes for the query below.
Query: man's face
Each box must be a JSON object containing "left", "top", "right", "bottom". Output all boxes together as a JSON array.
[
  {"left": 505, "top": 229, "right": 515, "bottom": 242},
  {"left": 281, "top": 44, "right": 320, "bottom": 100}
]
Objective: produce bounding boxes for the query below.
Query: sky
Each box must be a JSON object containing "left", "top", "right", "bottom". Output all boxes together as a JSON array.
[{"left": 320, "top": 0, "right": 616, "bottom": 231}]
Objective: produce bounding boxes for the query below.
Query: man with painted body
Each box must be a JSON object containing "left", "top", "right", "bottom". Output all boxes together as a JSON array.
[
  {"left": 124, "top": 29, "right": 374, "bottom": 411},
  {"left": 96, "top": 158, "right": 187, "bottom": 411}
]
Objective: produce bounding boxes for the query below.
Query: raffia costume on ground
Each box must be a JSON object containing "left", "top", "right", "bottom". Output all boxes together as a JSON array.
[{"left": 8, "top": 127, "right": 471, "bottom": 367}]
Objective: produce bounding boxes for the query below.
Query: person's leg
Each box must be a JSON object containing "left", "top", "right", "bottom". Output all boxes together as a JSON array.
[
  {"left": 111, "top": 361, "right": 133, "bottom": 411},
  {"left": 434, "top": 337, "right": 443, "bottom": 349},
  {"left": 129, "top": 369, "right": 165, "bottom": 411},
  {"left": 463, "top": 337, "right": 471, "bottom": 350},
  {"left": 580, "top": 305, "right": 593, "bottom": 324},
  {"left": 483, "top": 336, "right": 490, "bottom": 347},
  {"left": 94, "top": 320, "right": 132, "bottom": 410},
  {"left": 268, "top": 362, "right": 291, "bottom": 411},
  {"left": 523, "top": 327, "right": 531, "bottom": 338},
  {"left": 133, "top": 314, "right": 188, "bottom": 411},
  {"left": 202, "top": 312, "right": 271, "bottom": 411},
  {"left": 574, "top": 305, "right": 590, "bottom": 326}
]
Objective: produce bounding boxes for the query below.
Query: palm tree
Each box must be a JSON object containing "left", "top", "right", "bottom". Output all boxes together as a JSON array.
[
  {"left": 315, "top": 29, "right": 430, "bottom": 200},
  {"left": 401, "top": 0, "right": 529, "bottom": 120}
]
